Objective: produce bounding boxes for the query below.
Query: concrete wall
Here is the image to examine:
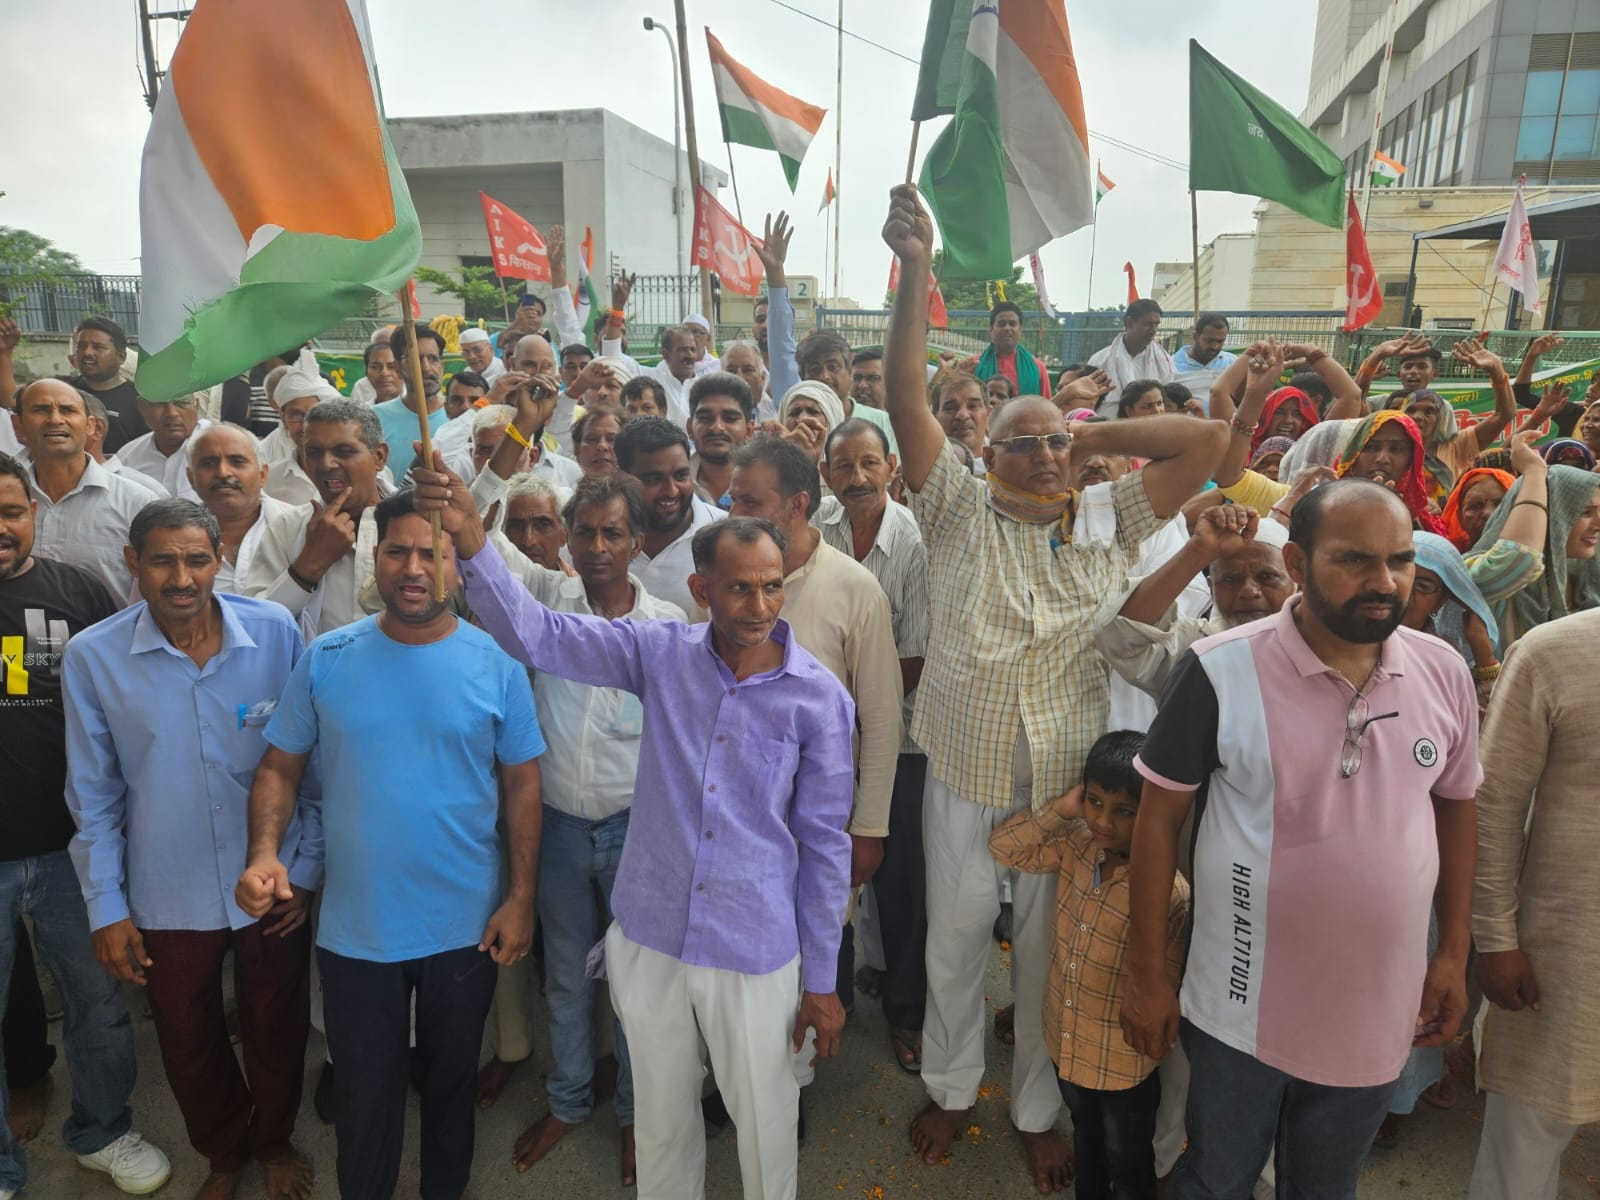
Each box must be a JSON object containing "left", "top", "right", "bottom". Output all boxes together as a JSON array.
[{"left": 1153, "top": 234, "right": 1256, "bottom": 313}]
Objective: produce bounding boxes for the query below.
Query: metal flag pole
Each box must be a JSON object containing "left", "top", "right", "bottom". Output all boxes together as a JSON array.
[
  {"left": 1086, "top": 220, "right": 1099, "bottom": 310},
  {"left": 832, "top": 0, "right": 844, "bottom": 303},
  {"left": 1360, "top": 0, "right": 1401, "bottom": 230},
  {"left": 675, "top": 0, "right": 715, "bottom": 331}
]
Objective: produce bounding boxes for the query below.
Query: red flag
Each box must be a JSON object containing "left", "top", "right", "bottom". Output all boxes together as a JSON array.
[
  {"left": 479, "top": 191, "right": 551, "bottom": 283},
  {"left": 406, "top": 278, "right": 421, "bottom": 318},
  {"left": 888, "top": 257, "right": 949, "bottom": 327},
  {"left": 1123, "top": 262, "right": 1139, "bottom": 304},
  {"left": 690, "top": 186, "right": 765, "bottom": 297},
  {"left": 1341, "top": 193, "right": 1383, "bottom": 332}
]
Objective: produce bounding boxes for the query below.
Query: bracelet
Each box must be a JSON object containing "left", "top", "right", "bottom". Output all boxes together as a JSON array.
[
  {"left": 1472, "top": 664, "right": 1501, "bottom": 683},
  {"left": 1229, "top": 416, "right": 1258, "bottom": 436},
  {"left": 608, "top": 308, "right": 626, "bottom": 322},
  {"left": 1270, "top": 505, "right": 1292, "bottom": 520},
  {"left": 504, "top": 422, "right": 532, "bottom": 449},
  {"left": 286, "top": 564, "right": 317, "bottom": 593},
  {"left": 1512, "top": 498, "right": 1548, "bottom": 513},
  {"left": 1304, "top": 349, "right": 1327, "bottom": 365}
]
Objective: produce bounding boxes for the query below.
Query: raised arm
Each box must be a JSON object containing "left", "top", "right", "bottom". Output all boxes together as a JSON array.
[
  {"left": 1072, "top": 412, "right": 1227, "bottom": 518},
  {"left": 880, "top": 186, "right": 948, "bottom": 492},
  {"left": 0, "top": 319, "right": 18, "bottom": 411},
  {"left": 1354, "top": 331, "right": 1427, "bottom": 400},
  {"left": 1514, "top": 332, "right": 1560, "bottom": 392},
  {"left": 757, "top": 213, "right": 800, "bottom": 400},
  {"left": 989, "top": 786, "right": 1082, "bottom": 873},
  {"left": 1280, "top": 341, "right": 1365, "bottom": 419},
  {"left": 545, "top": 226, "right": 585, "bottom": 351},
  {"left": 1492, "top": 429, "right": 1551, "bottom": 557},
  {"left": 1453, "top": 338, "right": 1516, "bottom": 450},
  {"left": 1206, "top": 351, "right": 1252, "bottom": 421},
  {"left": 1210, "top": 340, "right": 1284, "bottom": 487},
  {"left": 1116, "top": 506, "right": 1245, "bottom": 625}
]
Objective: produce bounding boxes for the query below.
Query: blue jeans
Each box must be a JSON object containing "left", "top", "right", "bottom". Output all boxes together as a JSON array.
[
  {"left": 0, "top": 851, "right": 136, "bottom": 1191},
  {"left": 1059, "top": 1069, "right": 1161, "bottom": 1200},
  {"left": 1169, "top": 1020, "right": 1398, "bottom": 1200},
  {"left": 537, "top": 805, "right": 633, "bottom": 1126}
]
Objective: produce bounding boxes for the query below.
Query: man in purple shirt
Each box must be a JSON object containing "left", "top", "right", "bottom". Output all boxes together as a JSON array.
[{"left": 414, "top": 458, "right": 856, "bottom": 1200}]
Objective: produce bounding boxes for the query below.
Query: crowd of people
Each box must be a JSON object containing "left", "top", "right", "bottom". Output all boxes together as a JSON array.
[{"left": 0, "top": 182, "right": 1595, "bottom": 1200}]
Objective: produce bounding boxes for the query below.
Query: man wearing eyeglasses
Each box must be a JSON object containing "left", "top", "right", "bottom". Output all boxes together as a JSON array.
[
  {"left": 880, "top": 186, "right": 1228, "bottom": 1194},
  {"left": 1122, "top": 478, "right": 1481, "bottom": 1200}
]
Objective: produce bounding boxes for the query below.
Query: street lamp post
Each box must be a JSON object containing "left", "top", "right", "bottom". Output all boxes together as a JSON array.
[{"left": 643, "top": 16, "right": 688, "bottom": 313}]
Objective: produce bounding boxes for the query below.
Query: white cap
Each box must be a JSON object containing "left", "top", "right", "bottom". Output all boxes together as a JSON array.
[
  {"left": 459, "top": 328, "right": 491, "bottom": 346},
  {"left": 683, "top": 313, "right": 710, "bottom": 332}
]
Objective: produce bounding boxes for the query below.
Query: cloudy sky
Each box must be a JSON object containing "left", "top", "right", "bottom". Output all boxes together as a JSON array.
[{"left": 2, "top": 0, "right": 1317, "bottom": 310}]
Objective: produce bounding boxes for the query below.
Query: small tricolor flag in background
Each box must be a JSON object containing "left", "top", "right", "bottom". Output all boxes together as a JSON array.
[
  {"left": 1095, "top": 163, "right": 1116, "bottom": 205},
  {"left": 819, "top": 168, "right": 836, "bottom": 214},
  {"left": 706, "top": 29, "right": 827, "bottom": 192},
  {"left": 915, "top": 0, "right": 1095, "bottom": 280},
  {"left": 136, "top": 0, "right": 421, "bottom": 400},
  {"left": 1370, "top": 151, "right": 1406, "bottom": 187}
]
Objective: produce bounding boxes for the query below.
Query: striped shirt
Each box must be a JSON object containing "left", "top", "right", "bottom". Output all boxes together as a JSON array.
[
  {"left": 910, "top": 443, "right": 1162, "bottom": 808},
  {"left": 990, "top": 809, "right": 1189, "bottom": 1090},
  {"left": 816, "top": 495, "right": 928, "bottom": 754}
]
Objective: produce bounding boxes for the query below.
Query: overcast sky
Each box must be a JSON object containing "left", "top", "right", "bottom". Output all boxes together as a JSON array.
[{"left": 2, "top": 0, "right": 1317, "bottom": 310}]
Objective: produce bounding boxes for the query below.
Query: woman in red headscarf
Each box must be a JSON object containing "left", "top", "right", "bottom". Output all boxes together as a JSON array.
[
  {"left": 1441, "top": 466, "right": 1516, "bottom": 552},
  {"left": 1333, "top": 410, "right": 1447, "bottom": 535},
  {"left": 1249, "top": 386, "right": 1320, "bottom": 457}
]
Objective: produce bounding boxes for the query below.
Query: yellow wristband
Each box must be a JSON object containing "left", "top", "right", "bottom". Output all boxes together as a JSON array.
[{"left": 504, "top": 422, "right": 532, "bottom": 449}]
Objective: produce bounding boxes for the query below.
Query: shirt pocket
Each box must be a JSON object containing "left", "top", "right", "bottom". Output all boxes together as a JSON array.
[
  {"left": 750, "top": 734, "right": 800, "bottom": 780},
  {"left": 599, "top": 690, "right": 644, "bottom": 740}
]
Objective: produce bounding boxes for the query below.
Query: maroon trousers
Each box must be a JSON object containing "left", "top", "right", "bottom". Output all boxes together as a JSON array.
[{"left": 140, "top": 921, "right": 311, "bottom": 1174}]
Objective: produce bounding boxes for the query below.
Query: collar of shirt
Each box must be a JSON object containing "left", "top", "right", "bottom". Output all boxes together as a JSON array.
[
  {"left": 32, "top": 454, "right": 109, "bottom": 503},
  {"left": 128, "top": 590, "right": 259, "bottom": 669},
  {"left": 1269, "top": 599, "right": 1408, "bottom": 682},
  {"left": 818, "top": 495, "right": 915, "bottom": 565}
]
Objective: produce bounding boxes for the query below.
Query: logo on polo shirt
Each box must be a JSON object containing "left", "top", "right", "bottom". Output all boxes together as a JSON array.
[{"left": 1414, "top": 738, "right": 1438, "bottom": 768}]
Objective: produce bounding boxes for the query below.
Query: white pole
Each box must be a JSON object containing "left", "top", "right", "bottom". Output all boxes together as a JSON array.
[
  {"left": 1360, "top": 0, "right": 1401, "bottom": 230},
  {"left": 832, "top": 0, "right": 844, "bottom": 304}
]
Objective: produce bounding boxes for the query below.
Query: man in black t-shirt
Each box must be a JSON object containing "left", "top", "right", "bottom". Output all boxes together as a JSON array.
[
  {"left": 0, "top": 451, "right": 174, "bottom": 1194},
  {"left": 55, "top": 317, "right": 144, "bottom": 455}
]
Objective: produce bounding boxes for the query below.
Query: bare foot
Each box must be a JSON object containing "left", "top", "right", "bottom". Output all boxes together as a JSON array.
[
  {"left": 513, "top": 1112, "right": 576, "bottom": 1171},
  {"left": 890, "top": 1027, "right": 922, "bottom": 1073},
  {"left": 476, "top": 1056, "right": 520, "bottom": 1109},
  {"left": 910, "top": 1101, "right": 968, "bottom": 1164},
  {"left": 1019, "top": 1128, "right": 1073, "bottom": 1194},
  {"left": 855, "top": 965, "right": 883, "bottom": 998},
  {"left": 192, "top": 1170, "right": 241, "bottom": 1200},
  {"left": 6, "top": 1075, "right": 51, "bottom": 1144},
  {"left": 262, "top": 1147, "right": 313, "bottom": 1200},
  {"left": 995, "top": 1003, "right": 1016, "bottom": 1046},
  {"left": 592, "top": 1053, "right": 619, "bottom": 1105},
  {"left": 620, "top": 1125, "right": 636, "bottom": 1187}
]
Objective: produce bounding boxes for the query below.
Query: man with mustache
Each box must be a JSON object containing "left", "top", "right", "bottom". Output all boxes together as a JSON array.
[
  {"left": 114, "top": 393, "right": 208, "bottom": 501},
  {"left": 52, "top": 318, "right": 145, "bottom": 455},
  {"left": 1124, "top": 479, "right": 1481, "bottom": 1200},
  {"left": 243, "top": 399, "right": 392, "bottom": 637},
  {"left": 187, "top": 423, "right": 292, "bottom": 595},
  {"left": 689, "top": 373, "right": 755, "bottom": 507},
  {"left": 614, "top": 417, "right": 724, "bottom": 617},
  {"left": 0, "top": 452, "right": 173, "bottom": 1198},
  {"left": 63, "top": 498, "right": 315, "bottom": 1200}
]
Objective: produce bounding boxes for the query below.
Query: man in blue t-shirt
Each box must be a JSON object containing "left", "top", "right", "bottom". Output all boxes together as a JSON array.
[{"left": 236, "top": 489, "right": 545, "bottom": 1200}]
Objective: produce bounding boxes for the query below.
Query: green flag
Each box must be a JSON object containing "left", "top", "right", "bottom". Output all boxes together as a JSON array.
[
  {"left": 911, "top": 0, "right": 970, "bottom": 121},
  {"left": 1188, "top": 40, "right": 1344, "bottom": 229}
]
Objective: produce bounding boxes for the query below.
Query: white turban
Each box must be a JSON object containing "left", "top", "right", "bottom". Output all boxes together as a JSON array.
[
  {"left": 779, "top": 380, "right": 845, "bottom": 433},
  {"left": 594, "top": 355, "right": 636, "bottom": 384},
  {"left": 276, "top": 347, "right": 342, "bottom": 406}
]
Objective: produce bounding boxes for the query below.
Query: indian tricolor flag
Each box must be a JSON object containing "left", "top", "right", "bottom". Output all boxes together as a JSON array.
[
  {"left": 917, "top": 1, "right": 1095, "bottom": 280},
  {"left": 1096, "top": 162, "right": 1116, "bottom": 205},
  {"left": 136, "top": 0, "right": 421, "bottom": 400},
  {"left": 707, "top": 29, "right": 827, "bottom": 192},
  {"left": 1370, "top": 151, "right": 1406, "bottom": 187}
]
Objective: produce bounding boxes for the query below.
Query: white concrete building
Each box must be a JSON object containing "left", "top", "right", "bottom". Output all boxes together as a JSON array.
[{"left": 387, "top": 108, "right": 727, "bottom": 318}]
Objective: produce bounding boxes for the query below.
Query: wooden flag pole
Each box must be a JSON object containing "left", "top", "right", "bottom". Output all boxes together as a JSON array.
[
  {"left": 398, "top": 287, "right": 447, "bottom": 602},
  {"left": 905, "top": 122, "right": 921, "bottom": 185},
  {"left": 498, "top": 278, "right": 513, "bottom": 325},
  {"left": 1189, "top": 190, "right": 1203, "bottom": 312}
]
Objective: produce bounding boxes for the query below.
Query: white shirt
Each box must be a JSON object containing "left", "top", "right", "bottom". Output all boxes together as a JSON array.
[
  {"left": 262, "top": 453, "right": 320, "bottom": 509},
  {"left": 214, "top": 493, "right": 294, "bottom": 595},
  {"left": 1105, "top": 515, "right": 1213, "bottom": 732},
  {"left": 349, "top": 376, "right": 377, "bottom": 406},
  {"left": 1088, "top": 336, "right": 1177, "bottom": 418},
  {"left": 100, "top": 456, "right": 169, "bottom": 499},
  {"left": 490, "top": 536, "right": 685, "bottom": 820},
  {"left": 693, "top": 353, "right": 722, "bottom": 377},
  {"left": 29, "top": 456, "right": 156, "bottom": 602},
  {"left": 241, "top": 494, "right": 387, "bottom": 638},
  {"left": 114, "top": 421, "right": 214, "bottom": 500},
  {"left": 480, "top": 357, "right": 506, "bottom": 384},
  {"left": 259, "top": 424, "right": 297, "bottom": 466},
  {"left": 633, "top": 496, "right": 725, "bottom": 617}
]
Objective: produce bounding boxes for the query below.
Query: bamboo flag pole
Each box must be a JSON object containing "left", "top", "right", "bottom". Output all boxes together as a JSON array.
[
  {"left": 1086, "top": 219, "right": 1100, "bottom": 310},
  {"left": 1190, "top": 190, "right": 1202, "bottom": 312},
  {"left": 905, "top": 122, "right": 921, "bottom": 186},
  {"left": 398, "top": 287, "right": 447, "bottom": 602}
]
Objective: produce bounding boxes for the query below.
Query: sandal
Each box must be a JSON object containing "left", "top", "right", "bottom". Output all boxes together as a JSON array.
[
  {"left": 890, "top": 1027, "right": 922, "bottom": 1074},
  {"left": 1420, "top": 1077, "right": 1457, "bottom": 1110}
]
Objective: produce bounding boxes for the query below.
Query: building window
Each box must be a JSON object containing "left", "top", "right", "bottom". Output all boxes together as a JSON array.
[{"left": 1515, "top": 35, "right": 1600, "bottom": 182}]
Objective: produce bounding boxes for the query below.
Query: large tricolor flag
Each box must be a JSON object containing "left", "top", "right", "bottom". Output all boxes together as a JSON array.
[
  {"left": 917, "top": 1, "right": 1094, "bottom": 281},
  {"left": 137, "top": 0, "right": 420, "bottom": 400},
  {"left": 706, "top": 29, "right": 827, "bottom": 192}
]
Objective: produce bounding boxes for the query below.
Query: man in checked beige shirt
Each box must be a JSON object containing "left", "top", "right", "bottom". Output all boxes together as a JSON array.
[{"left": 880, "top": 186, "right": 1226, "bottom": 1195}]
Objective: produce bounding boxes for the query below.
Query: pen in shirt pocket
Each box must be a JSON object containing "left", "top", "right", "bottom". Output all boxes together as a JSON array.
[{"left": 237, "top": 699, "right": 277, "bottom": 730}]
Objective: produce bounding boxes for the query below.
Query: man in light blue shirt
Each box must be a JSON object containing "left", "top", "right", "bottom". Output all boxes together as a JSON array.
[
  {"left": 237, "top": 488, "right": 546, "bottom": 1200},
  {"left": 63, "top": 497, "right": 317, "bottom": 1200},
  {"left": 1169, "top": 313, "right": 1237, "bottom": 392},
  {"left": 371, "top": 325, "right": 448, "bottom": 463}
]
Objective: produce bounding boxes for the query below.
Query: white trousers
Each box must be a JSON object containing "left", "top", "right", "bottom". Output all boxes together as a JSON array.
[
  {"left": 920, "top": 773, "right": 1061, "bottom": 1131},
  {"left": 1468, "top": 1092, "right": 1580, "bottom": 1200},
  {"left": 607, "top": 924, "right": 801, "bottom": 1200}
]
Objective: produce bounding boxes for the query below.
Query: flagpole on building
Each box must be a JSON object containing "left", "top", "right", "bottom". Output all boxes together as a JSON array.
[
  {"left": 675, "top": 0, "right": 715, "bottom": 330},
  {"left": 1359, "top": 0, "right": 1401, "bottom": 230},
  {"left": 398, "top": 287, "right": 447, "bottom": 602},
  {"left": 1190, "top": 190, "right": 1202, "bottom": 312},
  {"left": 832, "top": 0, "right": 845, "bottom": 303}
]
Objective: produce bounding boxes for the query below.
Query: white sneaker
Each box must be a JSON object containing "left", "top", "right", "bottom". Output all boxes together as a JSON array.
[{"left": 76, "top": 1131, "right": 172, "bottom": 1195}]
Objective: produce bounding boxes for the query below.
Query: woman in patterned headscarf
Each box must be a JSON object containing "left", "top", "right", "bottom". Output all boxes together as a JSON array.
[{"left": 1332, "top": 410, "right": 1446, "bottom": 535}]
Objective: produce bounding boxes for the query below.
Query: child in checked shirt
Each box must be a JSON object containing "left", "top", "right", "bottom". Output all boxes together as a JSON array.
[{"left": 989, "top": 730, "right": 1190, "bottom": 1200}]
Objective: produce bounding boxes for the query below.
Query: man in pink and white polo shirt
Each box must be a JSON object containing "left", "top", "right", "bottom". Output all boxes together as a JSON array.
[{"left": 1122, "top": 478, "right": 1481, "bottom": 1200}]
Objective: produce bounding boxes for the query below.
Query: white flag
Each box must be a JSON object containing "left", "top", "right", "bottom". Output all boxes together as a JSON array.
[
  {"left": 1029, "top": 252, "right": 1056, "bottom": 318},
  {"left": 1492, "top": 177, "right": 1541, "bottom": 314}
]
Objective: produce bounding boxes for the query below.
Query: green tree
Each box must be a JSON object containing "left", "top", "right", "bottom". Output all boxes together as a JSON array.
[
  {"left": 0, "top": 227, "right": 87, "bottom": 317},
  {"left": 413, "top": 265, "right": 511, "bottom": 322},
  {"left": 884, "top": 252, "right": 1040, "bottom": 312}
]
